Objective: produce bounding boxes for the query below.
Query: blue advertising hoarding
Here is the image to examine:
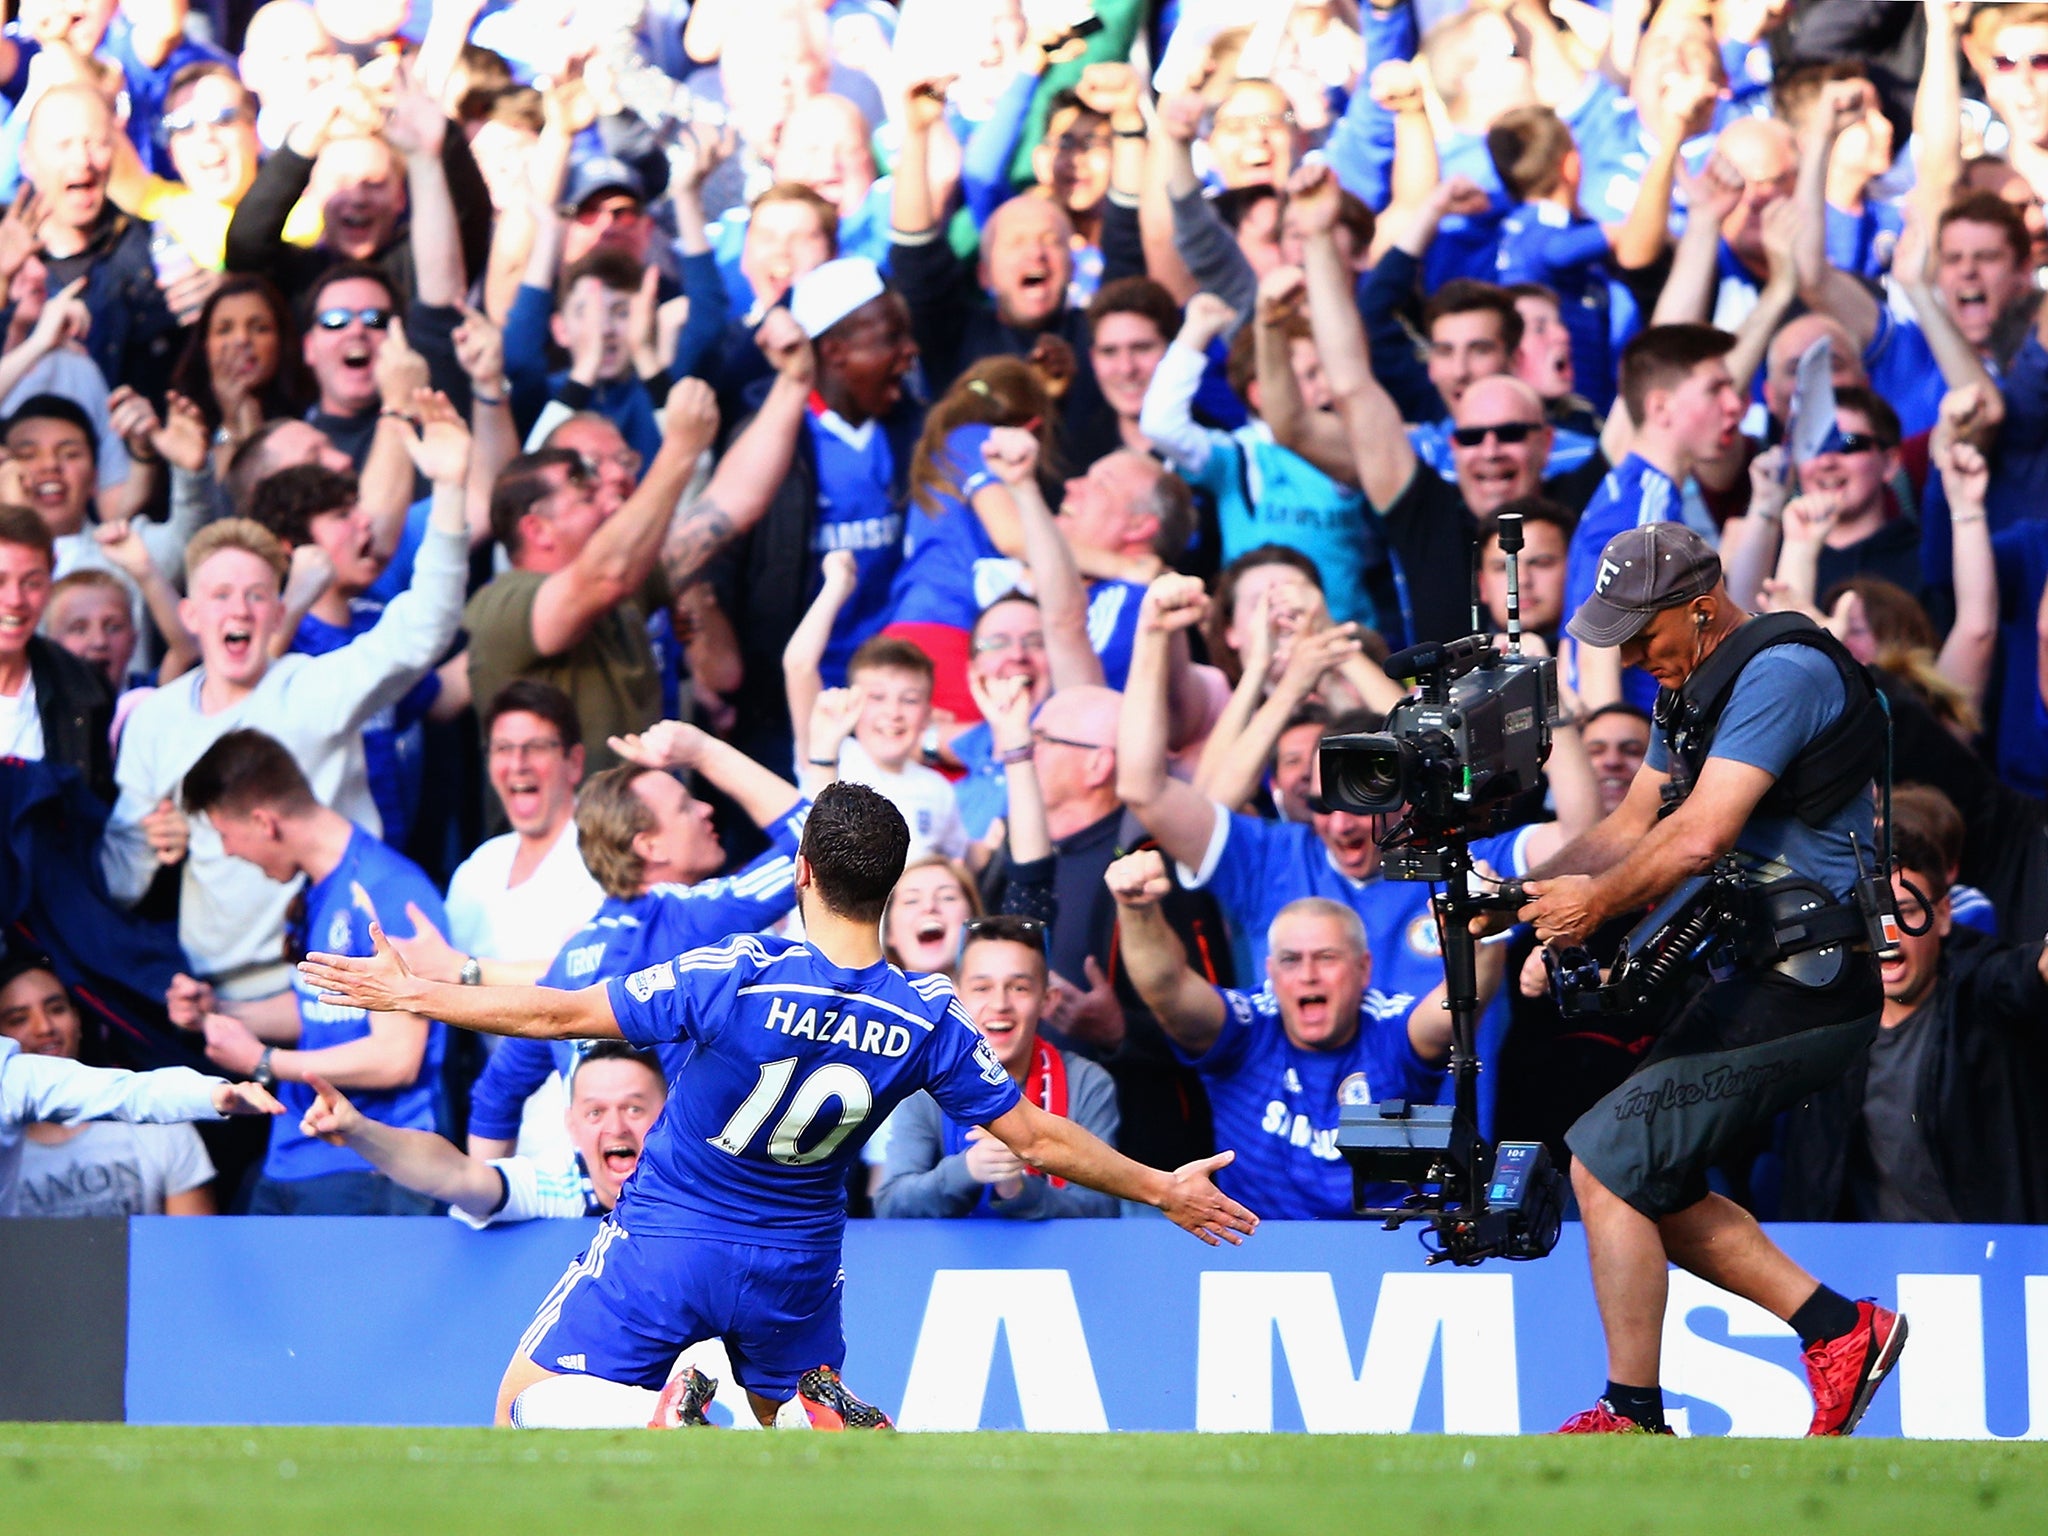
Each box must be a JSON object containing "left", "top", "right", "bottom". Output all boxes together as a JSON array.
[{"left": 125, "top": 1218, "right": 2048, "bottom": 1437}]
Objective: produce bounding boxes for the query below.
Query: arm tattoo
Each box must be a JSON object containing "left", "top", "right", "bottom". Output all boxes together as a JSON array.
[{"left": 662, "top": 497, "right": 737, "bottom": 592}]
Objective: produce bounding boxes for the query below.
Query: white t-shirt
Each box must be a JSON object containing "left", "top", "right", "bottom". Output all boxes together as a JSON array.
[
  {"left": 445, "top": 820, "right": 605, "bottom": 965},
  {"left": 838, "top": 738, "right": 968, "bottom": 863},
  {"left": 449, "top": 1152, "right": 601, "bottom": 1229},
  {"left": 0, "top": 672, "right": 44, "bottom": 759},
  {"left": 16, "top": 1121, "right": 215, "bottom": 1216}
]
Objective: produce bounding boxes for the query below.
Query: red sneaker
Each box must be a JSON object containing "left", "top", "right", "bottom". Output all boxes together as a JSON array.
[
  {"left": 797, "top": 1365, "right": 893, "bottom": 1430},
  {"left": 647, "top": 1366, "right": 718, "bottom": 1428},
  {"left": 1555, "top": 1399, "right": 1672, "bottom": 1434},
  {"left": 1803, "top": 1301, "right": 1907, "bottom": 1436}
]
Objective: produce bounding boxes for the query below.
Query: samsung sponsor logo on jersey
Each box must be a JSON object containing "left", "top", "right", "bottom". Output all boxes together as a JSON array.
[
  {"left": 814, "top": 513, "right": 904, "bottom": 553},
  {"left": 624, "top": 961, "right": 677, "bottom": 1003},
  {"left": 763, "top": 996, "right": 914, "bottom": 1058}
]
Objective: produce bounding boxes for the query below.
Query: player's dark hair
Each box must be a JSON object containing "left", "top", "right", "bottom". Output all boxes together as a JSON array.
[
  {"left": 1618, "top": 323, "right": 1735, "bottom": 426},
  {"left": 183, "top": 729, "right": 318, "bottom": 818},
  {"left": 800, "top": 782, "right": 909, "bottom": 924},
  {"left": 483, "top": 679, "right": 584, "bottom": 751},
  {"left": 569, "top": 1040, "right": 666, "bottom": 1095},
  {"left": 248, "top": 463, "right": 360, "bottom": 549}
]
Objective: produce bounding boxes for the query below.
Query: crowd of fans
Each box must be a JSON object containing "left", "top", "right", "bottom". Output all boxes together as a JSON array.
[{"left": 4, "top": 0, "right": 2048, "bottom": 1233}]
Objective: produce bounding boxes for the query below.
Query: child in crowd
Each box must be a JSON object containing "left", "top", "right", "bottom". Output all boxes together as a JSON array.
[{"left": 788, "top": 564, "right": 967, "bottom": 865}]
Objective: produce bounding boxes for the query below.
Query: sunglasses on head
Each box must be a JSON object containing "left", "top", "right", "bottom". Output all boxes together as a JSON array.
[
  {"left": 1450, "top": 421, "right": 1541, "bottom": 448},
  {"left": 163, "top": 102, "right": 248, "bottom": 136},
  {"left": 960, "top": 915, "right": 1052, "bottom": 958},
  {"left": 314, "top": 306, "right": 394, "bottom": 332}
]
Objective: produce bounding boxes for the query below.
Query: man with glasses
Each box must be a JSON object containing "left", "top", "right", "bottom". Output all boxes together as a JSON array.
[
  {"left": 101, "top": 0, "right": 233, "bottom": 179},
  {"left": 876, "top": 913, "right": 1121, "bottom": 1220},
  {"left": 107, "top": 62, "right": 272, "bottom": 274}
]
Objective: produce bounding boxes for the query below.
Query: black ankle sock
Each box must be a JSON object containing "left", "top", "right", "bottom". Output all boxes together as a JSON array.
[
  {"left": 1790, "top": 1285, "right": 1861, "bottom": 1347},
  {"left": 1604, "top": 1380, "right": 1665, "bottom": 1431}
]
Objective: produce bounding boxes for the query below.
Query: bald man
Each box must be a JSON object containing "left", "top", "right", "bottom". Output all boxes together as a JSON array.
[
  {"left": 19, "top": 83, "right": 183, "bottom": 401},
  {"left": 1715, "top": 118, "right": 1800, "bottom": 285},
  {"left": 237, "top": 1, "right": 336, "bottom": 150},
  {"left": 980, "top": 681, "right": 1228, "bottom": 1173}
]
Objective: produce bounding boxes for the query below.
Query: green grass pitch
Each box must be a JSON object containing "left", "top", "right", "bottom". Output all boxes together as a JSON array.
[{"left": 3, "top": 1427, "right": 2046, "bottom": 1535}]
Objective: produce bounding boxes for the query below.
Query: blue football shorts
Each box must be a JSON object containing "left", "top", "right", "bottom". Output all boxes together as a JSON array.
[{"left": 518, "top": 1218, "right": 847, "bottom": 1399}]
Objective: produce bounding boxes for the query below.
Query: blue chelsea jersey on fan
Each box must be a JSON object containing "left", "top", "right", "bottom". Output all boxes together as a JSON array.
[
  {"left": 606, "top": 935, "right": 1023, "bottom": 1249},
  {"left": 464, "top": 806, "right": 810, "bottom": 1143},
  {"left": 1177, "top": 987, "right": 1444, "bottom": 1220},
  {"left": 270, "top": 827, "right": 448, "bottom": 1181}
]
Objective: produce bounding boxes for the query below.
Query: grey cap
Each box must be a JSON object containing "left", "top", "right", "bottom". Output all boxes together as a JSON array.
[{"left": 1566, "top": 522, "right": 1722, "bottom": 648}]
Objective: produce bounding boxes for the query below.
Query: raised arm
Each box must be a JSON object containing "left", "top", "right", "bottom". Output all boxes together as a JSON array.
[
  {"left": 660, "top": 314, "right": 815, "bottom": 592},
  {"left": 1292, "top": 163, "right": 1416, "bottom": 510},
  {"left": 1892, "top": 199, "right": 2002, "bottom": 406},
  {"left": 1140, "top": 293, "right": 1234, "bottom": 477},
  {"left": 1792, "top": 83, "right": 1882, "bottom": 347},
  {"left": 1935, "top": 436, "right": 1997, "bottom": 719},
  {"left": 979, "top": 427, "right": 1106, "bottom": 690},
  {"left": 1115, "top": 575, "right": 1234, "bottom": 869},
  {"left": 1251, "top": 265, "right": 1358, "bottom": 484},
  {"left": 530, "top": 381, "right": 720, "bottom": 657},
  {"left": 1102, "top": 850, "right": 1226, "bottom": 1053},
  {"left": 1726, "top": 201, "right": 1801, "bottom": 398},
  {"left": 1652, "top": 153, "right": 1744, "bottom": 325},
  {"left": 609, "top": 719, "right": 804, "bottom": 832},
  {"left": 1199, "top": 621, "right": 1369, "bottom": 811},
  {"left": 781, "top": 551, "right": 858, "bottom": 769},
  {"left": 972, "top": 671, "right": 1050, "bottom": 864},
  {"left": 1606, "top": 70, "right": 1716, "bottom": 271},
  {"left": 386, "top": 71, "right": 465, "bottom": 307},
  {"left": 1916, "top": 0, "right": 1965, "bottom": 215}
]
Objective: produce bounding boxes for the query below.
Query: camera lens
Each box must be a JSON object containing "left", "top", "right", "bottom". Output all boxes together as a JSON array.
[{"left": 1319, "top": 734, "right": 1410, "bottom": 812}]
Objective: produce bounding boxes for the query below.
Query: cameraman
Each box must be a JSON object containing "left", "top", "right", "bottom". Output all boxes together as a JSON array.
[{"left": 1512, "top": 524, "right": 1904, "bottom": 1438}]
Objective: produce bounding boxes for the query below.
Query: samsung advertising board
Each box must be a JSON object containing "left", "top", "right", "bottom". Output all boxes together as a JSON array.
[{"left": 122, "top": 1220, "right": 2048, "bottom": 1437}]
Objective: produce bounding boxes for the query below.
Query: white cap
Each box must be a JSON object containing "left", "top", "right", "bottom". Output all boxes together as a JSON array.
[{"left": 789, "top": 256, "right": 887, "bottom": 338}]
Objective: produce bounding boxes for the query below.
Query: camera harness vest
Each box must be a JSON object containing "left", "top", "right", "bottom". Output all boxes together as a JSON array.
[
  {"left": 1650, "top": 612, "right": 1891, "bottom": 975},
  {"left": 1654, "top": 611, "right": 1886, "bottom": 827}
]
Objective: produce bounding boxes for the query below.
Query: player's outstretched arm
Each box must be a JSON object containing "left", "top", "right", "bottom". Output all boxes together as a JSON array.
[
  {"left": 300, "top": 1074, "right": 509, "bottom": 1217},
  {"left": 982, "top": 1097, "right": 1258, "bottom": 1246},
  {"left": 299, "top": 904, "right": 623, "bottom": 1043}
]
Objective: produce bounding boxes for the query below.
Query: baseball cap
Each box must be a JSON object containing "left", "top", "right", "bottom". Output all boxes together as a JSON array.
[
  {"left": 789, "top": 256, "right": 887, "bottom": 338},
  {"left": 1565, "top": 523, "right": 1722, "bottom": 648},
  {"left": 564, "top": 156, "right": 647, "bottom": 212}
]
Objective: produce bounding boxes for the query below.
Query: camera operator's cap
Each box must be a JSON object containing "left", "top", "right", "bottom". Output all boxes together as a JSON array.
[
  {"left": 789, "top": 256, "right": 887, "bottom": 338},
  {"left": 1566, "top": 522, "right": 1722, "bottom": 648},
  {"left": 564, "top": 156, "right": 647, "bottom": 212}
]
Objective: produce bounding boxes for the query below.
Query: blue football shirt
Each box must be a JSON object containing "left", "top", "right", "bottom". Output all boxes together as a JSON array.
[
  {"left": 1177, "top": 986, "right": 1444, "bottom": 1220},
  {"left": 466, "top": 804, "right": 809, "bottom": 1142},
  {"left": 271, "top": 827, "right": 448, "bottom": 1181},
  {"left": 808, "top": 408, "right": 906, "bottom": 684},
  {"left": 606, "top": 935, "right": 1023, "bottom": 1248}
]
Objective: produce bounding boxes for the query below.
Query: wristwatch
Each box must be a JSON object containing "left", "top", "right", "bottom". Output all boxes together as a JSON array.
[
  {"left": 460, "top": 956, "right": 483, "bottom": 986},
  {"left": 252, "top": 1047, "right": 277, "bottom": 1090}
]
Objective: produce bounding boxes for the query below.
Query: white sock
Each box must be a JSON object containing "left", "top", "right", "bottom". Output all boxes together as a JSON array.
[
  {"left": 773, "top": 1396, "right": 812, "bottom": 1430},
  {"left": 510, "top": 1375, "right": 661, "bottom": 1429}
]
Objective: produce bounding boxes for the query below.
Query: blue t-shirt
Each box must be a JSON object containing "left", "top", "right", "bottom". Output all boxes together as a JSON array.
[
  {"left": 1187, "top": 810, "right": 1531, "bottom": 998},
  {"left": 1179, "top": 424, "right": 1382, "bottom": 629},
  {"left": 270, "top": 827, "right": 448, "bottom": 1181},
  {"left": 1863, "top": 308, "right": 1948, "bottom": 440},
  {"left": 1992, "top": 521, "right": 2048, "bottom": 798},
  {"left": 887, "top": 425, "right": 1004, "bottom": 631},
  {"left": 606, "top": 935, "right": 1022, "bottom": 1248},
  {"left": 466, "top": 804, "right": 809, "bottom": 1142},
  {"left": 808, "top": 408, "right": 906, "bottom": 683},
  {"left": 1495, "top": 202, "right": 1618, "bottom": 416},
  {"left": 291, "top": 599, "right": 440, "bottom": 851},
  {"left": 1827, "top": 200, "right": 1902, "bottom": 283},
  {"left": 1176, "top": 986, "right": 1443, "bottom": 1219},
  {"left": 1643, "top": 642, "right": 1874, "bottom": 897}
]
